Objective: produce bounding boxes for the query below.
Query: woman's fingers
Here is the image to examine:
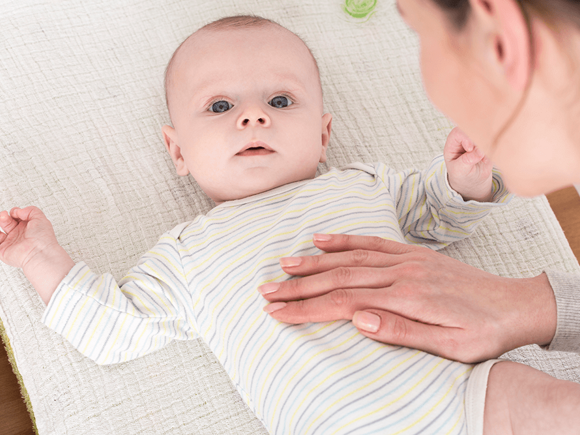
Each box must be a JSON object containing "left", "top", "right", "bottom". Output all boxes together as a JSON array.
[
  {"left": 312, "top": 234, "right": 418, "bottom": 255},
  {"left": 265, "top": 295, "right": 469, "bottom": 361},
  {"left": 260, "top": 265, "right": 400, "bottom": 302},
  {"left": 352, "top": 310, "right": 465, "bottom": 361},
  {"left": 279, "top": 248, "right": 405, "bottom": 277},
  {"left": 264, "top": 287, "right": 388, "bottom": 323}
]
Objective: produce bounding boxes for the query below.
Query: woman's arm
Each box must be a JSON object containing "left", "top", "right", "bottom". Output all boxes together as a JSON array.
[
  {"left": 259, "top": 233, "right": 558, "bottom": 363},
  {"left": 484, "top": 361, "right": 580, "bottom": 435}
]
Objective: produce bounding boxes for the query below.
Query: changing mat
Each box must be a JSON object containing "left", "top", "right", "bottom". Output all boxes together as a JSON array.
[{"left": 1, "top": 0, "right": 579, "bottom": 434}]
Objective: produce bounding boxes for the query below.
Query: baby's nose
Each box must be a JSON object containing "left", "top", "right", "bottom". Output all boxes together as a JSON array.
[
  {"left": 241, "top": 117, "right": 266, "bottom": 126},
  {"left": 237, "top": 106, "right": 271, "bottom": 129}
]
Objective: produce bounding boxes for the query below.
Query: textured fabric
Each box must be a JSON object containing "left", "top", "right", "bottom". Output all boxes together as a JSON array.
[
  {"left": 42, "top": 157, "right": 508, "bottom": 434},
  {"left": 544, "top": 270, "right": 580, "bottom": 354},
  {"left": 1, "top": 1, "right": 580, "bottom": 434}
]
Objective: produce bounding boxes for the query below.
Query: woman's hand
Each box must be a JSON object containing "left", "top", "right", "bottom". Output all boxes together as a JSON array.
[{"left": 258, "top": 234, "right": 557, "bottom": 363}]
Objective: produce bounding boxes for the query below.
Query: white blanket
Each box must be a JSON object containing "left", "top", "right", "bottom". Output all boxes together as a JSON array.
[{"left": 1, "top": 1, "right": 579, "bottom": 433}]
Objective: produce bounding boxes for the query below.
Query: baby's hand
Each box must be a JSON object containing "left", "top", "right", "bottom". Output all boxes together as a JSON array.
[
  {"left": 444, "top": 127, "right": 494, "bottom": 202},
  {"left": 0, "top": 207, "right": 58, "bottom": 269},
  {"left": 0, "top": 206, "right": 74, "bottom": 305}
]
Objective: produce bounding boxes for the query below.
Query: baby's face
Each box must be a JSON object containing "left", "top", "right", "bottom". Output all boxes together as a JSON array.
[{"left": 163, "top": 26, "right": 332, "bottom": 204}]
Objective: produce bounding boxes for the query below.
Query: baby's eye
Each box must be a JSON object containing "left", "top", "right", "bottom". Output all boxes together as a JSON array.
[
  {"left": 209, "top": 100, "right": 233, "bottom": 113},
  {"left": 268, "top": 96, "right": 293, "bottom": 108}
]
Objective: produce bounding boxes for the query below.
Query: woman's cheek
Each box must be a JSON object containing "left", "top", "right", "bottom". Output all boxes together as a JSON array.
[{"left": 420, "top": 46, "right": 456, "bottom": 121}]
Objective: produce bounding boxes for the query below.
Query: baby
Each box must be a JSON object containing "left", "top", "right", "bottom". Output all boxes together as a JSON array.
[{"left": 0, "top": 16, "right": 511, "bottom": 435}]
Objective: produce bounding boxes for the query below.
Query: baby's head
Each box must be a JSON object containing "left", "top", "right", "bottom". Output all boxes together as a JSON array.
[{"left": 162, "top": 16, "right": 332, "bottom": 205}]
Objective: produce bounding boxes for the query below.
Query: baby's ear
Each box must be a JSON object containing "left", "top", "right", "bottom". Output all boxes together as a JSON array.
[
  {"left": 162, "top": 125, "right": 190, "bottom": 176},
  {"left": 319, "top": 113, "right": 332, "bottom": 163}
]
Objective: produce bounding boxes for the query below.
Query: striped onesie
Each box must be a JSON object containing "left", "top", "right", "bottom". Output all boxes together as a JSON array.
[{"left": 43, "top": 155, "right": 511, "bottom": 435}]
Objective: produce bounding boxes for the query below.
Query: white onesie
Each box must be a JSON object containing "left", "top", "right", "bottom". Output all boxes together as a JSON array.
[{"left": 43, "top": 155, "right": 511, "bottom": 435}]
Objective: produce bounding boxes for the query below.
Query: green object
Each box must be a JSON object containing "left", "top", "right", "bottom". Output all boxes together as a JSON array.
[
  {"left": 0, "top": 318, "right": 39, "bottom": 435},
  {"left": 343, "top": 0, "right": 378, "bottom": 19}
]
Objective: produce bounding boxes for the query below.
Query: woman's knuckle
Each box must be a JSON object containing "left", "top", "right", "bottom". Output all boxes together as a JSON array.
[
  {"left": 330, "top": 288, "right": 353, "bottom": 307},
  {"left": 283, "top": 278, "right": 302, "bottom": 297},
  {"left": 389, "top": 317, "right": 409, "bottom": 342},
  {"left": 333, "top": 266, "right": 353, "bottom": 286},
  {"left": 369, "top": 236, "right": 386, "bottom": 250},
  {"left": 310, "top": 254, "right": 321, "bottom": 268},
  {"left": 350, "top": 249, "right": 369, "bottom": 265}
]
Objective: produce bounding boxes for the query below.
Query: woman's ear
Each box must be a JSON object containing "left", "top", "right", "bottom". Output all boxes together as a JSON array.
[
  {"left": 470, "top": 0, "right": 531, "bottom": 91},
  {"left": 319, "top": 113, "right": 332, "bottom": 163},
  {"left": 162, "top": 125, "right": 190, "bottom": 176}
]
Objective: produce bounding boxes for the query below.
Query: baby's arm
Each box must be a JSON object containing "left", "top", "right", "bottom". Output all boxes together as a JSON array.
[
  {"left": 388, "top": 129, "right": 511, "bottom": 248},
  {"left": 0, "top": 207, "right": 74, "bottom": 305},
  {"left": 1, "top": 206, "right": 197, "bottom": 364}
]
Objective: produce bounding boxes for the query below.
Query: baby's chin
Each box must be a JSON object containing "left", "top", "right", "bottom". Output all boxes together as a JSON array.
[{"left": 209, "top": 172, "right": 317, "bottom": 205}]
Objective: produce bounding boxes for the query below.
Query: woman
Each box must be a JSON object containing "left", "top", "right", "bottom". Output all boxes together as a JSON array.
[{"left": 261, "top": 0, "right": 580, "bottom": 433}]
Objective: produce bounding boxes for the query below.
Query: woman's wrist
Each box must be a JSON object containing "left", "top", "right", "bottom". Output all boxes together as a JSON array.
[{"left": 507, "top": 273, "right": 557, "bottom": 349}]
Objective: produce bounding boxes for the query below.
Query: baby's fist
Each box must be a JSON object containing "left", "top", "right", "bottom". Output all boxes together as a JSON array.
[
  {"left": 444, "top": 127, "right": 494, "bottom": 202},
  {"left": 0, "top": 206, "right": 58, "bottom": 270}
]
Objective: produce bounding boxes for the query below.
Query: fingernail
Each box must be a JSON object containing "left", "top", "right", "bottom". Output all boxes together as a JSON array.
[
  {"left": 280, "top": 257, "right": 302, "bottom": 267},
  {"left": 353, "top": 311, "right": 380, "bottom": 333},
  {"left": 313, "top": 233, "right": 332, "bottom": 242},
  {"left": 258, "top": 282, "right": 280, "bottom": 295},
  {"left": 264, "top": 302, "right": 286, "bottom": 314}
]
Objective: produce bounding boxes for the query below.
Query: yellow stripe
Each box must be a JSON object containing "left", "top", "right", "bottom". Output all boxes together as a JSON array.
[
  {"left": 406, "top": 173, "right": 417, "bottom": 215},
  {"left": 303, "top": 350, "right": 422, "bottom": 435},
  {"left": 287, "top": 343, "right": 387, "bottom": 430},
  {"left": 144, "top": 263, "right": 178, "bottom": 315},
  {"left": 269, "top": 331, "right": 360, "bottom": 428},
  {"left": 257, "top": 322, "right": 336, "bottom": 407},
  {"left": 102, "top": 308, "right": 132, "bottom": 363},
  {"left": 145, "top": 246, "right": 187, "bottom": 281},
  {"left": 445, "top": 402, "right": 464, "bottom": 435},
  {"left": 389, "top": 367, "right": 472, "bottom": 435},
  {"left": 65, "top": 290, "right": 93, "bottom": 340},
  {"left": 244, "top": 319, "right": 283, "bottom": 383},
  {"left": 48, "top": 267, "right": 91, "bottom": 328},
  {"left": 187, "top": 182, "right": 385, "bottom": 277},
  {"left": 131, "top": 320, "right": 153, "bottom": 357},
  {"left": 181, "top": 172, "right": 363, "bottom": 242},
  {"left": 79, "top": 275, "right": 106, "bottom": 353},
  {"left": 327, "top": 358, "right": 446, "bottom": 435},
  {"left": 201, "top": 208, "right": 389, "bottom": 333}
]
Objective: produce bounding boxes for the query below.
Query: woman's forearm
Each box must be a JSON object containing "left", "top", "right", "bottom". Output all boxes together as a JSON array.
[{"left": 484, "top": 361, "right": 580, "bottom": 435}]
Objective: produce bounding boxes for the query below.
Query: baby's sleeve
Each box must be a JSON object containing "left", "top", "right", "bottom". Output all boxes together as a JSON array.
[
  {"left": 375, "top": 154, "right": 512, "bottom": 249},
  {"left": 41, "top": 225, "right": 198, "bottom": 365}
]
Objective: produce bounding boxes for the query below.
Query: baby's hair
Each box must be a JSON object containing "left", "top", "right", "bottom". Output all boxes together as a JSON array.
[{"left": 164, "top": 14, "right": 321, "bottom": 124}]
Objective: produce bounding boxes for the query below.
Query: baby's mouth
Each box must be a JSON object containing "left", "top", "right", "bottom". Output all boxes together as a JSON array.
[
  {"left": 236, "top": 141, "right": 275, "bottom": 157},
  {"left": 237, "top": 147, "right": 274, "bottom": 157}
]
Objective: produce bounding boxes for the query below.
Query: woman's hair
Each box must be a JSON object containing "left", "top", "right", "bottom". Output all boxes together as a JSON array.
[{"left": 431, "top": 0, "right": 580, "bottom": 30}]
